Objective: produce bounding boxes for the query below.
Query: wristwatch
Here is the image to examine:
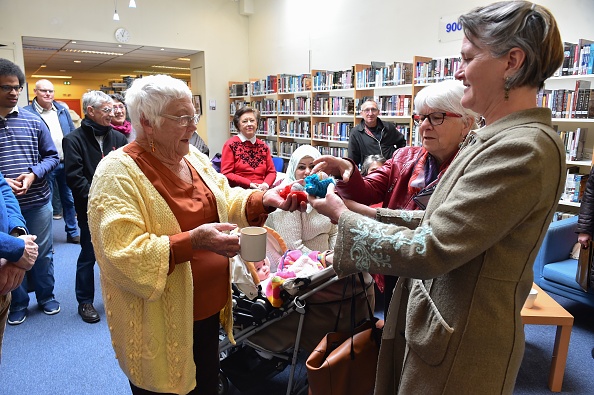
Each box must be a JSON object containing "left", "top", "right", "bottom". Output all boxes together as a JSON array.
[{"left": 10, "top": 227, "right": 27, "bottom": 237}]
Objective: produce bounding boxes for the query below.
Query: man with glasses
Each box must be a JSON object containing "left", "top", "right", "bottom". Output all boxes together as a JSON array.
[
  {"left": 0, "top": 59, "right": 61, "bottom": 326},
  {"left": 347, "top": 99, "right": 406, "bottom": 167},
  {"left": 62, "top": 90, "right": 127, "bottom": 323},
  {"left": 24, "top": 79, "right": 80, "bottom": 244}
]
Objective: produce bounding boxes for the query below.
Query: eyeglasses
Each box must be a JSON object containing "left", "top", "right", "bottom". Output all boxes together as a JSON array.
[
  {"left": 113, "top": 104, "right": 126, "bottom": 111},
  {"left": 96, "top": 107, "right": 114, "bottom": 114},
  {"left": 413, "top": 112, "right": 462, "bottom": 127},
  {"left": 160, "top": 113, "right": 200, "bottom": 127},
  {"left": 361, "top": 108, "right": 379, "bottom": 114},
  {"left": 0, "top": 85, "right": 23, "bottom": 93},
  {"left": 36, "top": 89, "right": 54, "bottom": 94}
]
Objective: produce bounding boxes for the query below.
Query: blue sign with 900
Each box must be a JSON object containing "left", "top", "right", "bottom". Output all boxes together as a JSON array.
[{"left": 439, "top": 14, "right": 464, "bottom": 43}]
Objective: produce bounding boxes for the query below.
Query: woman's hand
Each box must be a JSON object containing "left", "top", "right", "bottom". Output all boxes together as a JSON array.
[
  {"left": 308, "top": 183, "right": 349, "bottom": 224},
  {"left": 343, "top": 198, "right": 376, "bottom": 218},
  {"left": 578, "top": 233, "right": 592, "bottom": 249},
  {"left": 311, "top": 155, "right": 354, "bottom": 182},
  {"left": 263, "top": 181, "right": 307, "bottom": 212},
  {"left": 189, "top": 222, "right": 240, "bottom": 258}
]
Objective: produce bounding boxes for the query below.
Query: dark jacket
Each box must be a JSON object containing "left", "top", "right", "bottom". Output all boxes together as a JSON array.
[
  {"left": 347, "top": 118, "right": 406, "bottom": 167},
  {"left": 24, "top": 99, "right": 76, "bottom": 137},
  {"left": 577, "top": 166, "right": 594, "bottom": 235},
  {"left": 63, "top": 118, "right": 128, "bottom": 222}
]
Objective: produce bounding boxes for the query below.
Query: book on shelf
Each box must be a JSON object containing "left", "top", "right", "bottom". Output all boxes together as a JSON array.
[
  {"left": 573, "top": 173, "right": 589, "bottom": 203},
  {"left": 559, "top": 128, "right": 588, "bottom": 161},
  {"left": 574, "top": 39, "right": 594, "bottom": 75}
]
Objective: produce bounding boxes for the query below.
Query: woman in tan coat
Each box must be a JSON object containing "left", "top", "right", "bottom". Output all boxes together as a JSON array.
[{"left": 309, "top": 2, "right": 565, "bottom": 394}]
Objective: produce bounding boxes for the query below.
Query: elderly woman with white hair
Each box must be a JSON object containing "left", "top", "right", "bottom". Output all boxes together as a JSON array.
[{"left": 87, "top": 74, "right": 304, "bottom": 395}]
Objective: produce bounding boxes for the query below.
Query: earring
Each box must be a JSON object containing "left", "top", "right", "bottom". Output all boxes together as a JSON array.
[
  {"left": 150, "top": 140, "right": 155, "bottom": 153},
  {"left": 504, "top": 77, "right": 511, "bottom": 100}
]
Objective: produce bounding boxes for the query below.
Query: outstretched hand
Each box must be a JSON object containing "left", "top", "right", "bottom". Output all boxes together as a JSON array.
[
  {"left": 307, "top": 183, "right": 349, "bottom": 224},
  {"left": 311, "top": 155, "right": 354, "bottom": 182},
  {"left": 263, "top": 181, "right": 307, "bottom": 213}
]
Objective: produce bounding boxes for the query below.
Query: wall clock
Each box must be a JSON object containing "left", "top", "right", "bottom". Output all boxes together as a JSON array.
[{"left": 115, "top": 28, "right": 131, "bottom": 43}]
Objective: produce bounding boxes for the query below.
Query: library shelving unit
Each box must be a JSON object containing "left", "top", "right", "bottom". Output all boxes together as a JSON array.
[
  {"left": 542, "top": 73, "right": 594, "bottom": 213},
  {"left": 227, "top": 52, "right": 594, "bottom": 166}
]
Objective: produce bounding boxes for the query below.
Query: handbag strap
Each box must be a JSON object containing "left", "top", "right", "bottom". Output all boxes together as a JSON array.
[{"left": 333, "top": 274, "right": 352, "bottom": 332}]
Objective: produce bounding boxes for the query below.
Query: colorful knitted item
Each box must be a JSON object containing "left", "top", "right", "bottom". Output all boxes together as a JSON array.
[
  {"left": 264, "top": 249, "right": 328, "bottom": 307},
  {"left": 278, "top": 183, "right": 308, "bottom": 203},
  {"left": 304, "top": 173, "right": 335, "bottom": 198}
]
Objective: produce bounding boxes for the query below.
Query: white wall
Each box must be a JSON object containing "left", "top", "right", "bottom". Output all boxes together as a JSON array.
[
  {"left": 0, "top": 0, "right": 251, "bottom": 155},
  {"left": 2, "top": 0, "right": 594, "bottom": 154},
  {"left": 248, "top": 0, "right": 594, "bottom": 77}
]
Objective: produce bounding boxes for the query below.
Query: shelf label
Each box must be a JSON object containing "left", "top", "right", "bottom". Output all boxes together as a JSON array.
[{"left": 439, "top": 14, "right": 464, "bottom": 43}]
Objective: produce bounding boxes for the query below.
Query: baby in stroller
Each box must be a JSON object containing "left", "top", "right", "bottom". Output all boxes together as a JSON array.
[
  {"left": 222, "top": 228, "right": 375, "bottom": 395},
  {"left": 250, "top": 250, "right": 329, "bottom": 308}
]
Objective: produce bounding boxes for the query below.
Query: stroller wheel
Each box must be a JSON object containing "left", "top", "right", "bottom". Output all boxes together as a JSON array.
[{"left": 218, "top": 370, "right": 230, "bottom": 395}]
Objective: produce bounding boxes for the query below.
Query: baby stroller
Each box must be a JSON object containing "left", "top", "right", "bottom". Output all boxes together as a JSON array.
[{"left": 219, "top": 227, "right": 375, "bottom": 395}]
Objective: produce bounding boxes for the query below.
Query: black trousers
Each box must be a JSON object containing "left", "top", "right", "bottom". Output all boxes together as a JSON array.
[{"left": 129, "top": 312, "right": 220, "bottom": 395}]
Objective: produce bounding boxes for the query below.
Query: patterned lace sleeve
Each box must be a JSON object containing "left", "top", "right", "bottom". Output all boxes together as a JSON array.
[{"left": 375, "top": 208, "right": 424, "bottom": 229}]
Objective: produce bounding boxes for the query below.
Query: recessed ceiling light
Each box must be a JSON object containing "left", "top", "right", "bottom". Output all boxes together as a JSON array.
[
  {"left": 177, "top": 58, "right": 190, "bottom": 61},
  {"left": 60, "top": 69, "right": 66, "bottom": 72},
  {"left": 151, "top": 65, "right": 190, "bottom": 70},
  {"left": 74, "top": 60, "right": 81, "bottom": 63},
  {"left": 40, "top": 64, "right": 47, "bottom": 68},
  {"left": 118, "top": 44, "right": 122, "bottom": 48},
  {"left": 31, "top": 74, "right": 72, "bottom": 79},
  {"left": 64, "top": 49, "right": 124, "bottom": 56},
  {"left": 160, "top": 48, "right": 165, "bottom": 51},
  {"left": 71, "top": 41, "right": 77, "bottom": 44}
]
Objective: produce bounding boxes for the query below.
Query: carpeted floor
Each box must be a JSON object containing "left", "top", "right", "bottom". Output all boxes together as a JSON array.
[{"left": 1, "top": 218, "right": 593, "bottom": 394}]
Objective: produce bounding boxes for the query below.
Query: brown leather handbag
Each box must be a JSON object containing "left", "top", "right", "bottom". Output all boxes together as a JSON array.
[{"left": 306, "top": 274, "right": 381, "bottom": 395}]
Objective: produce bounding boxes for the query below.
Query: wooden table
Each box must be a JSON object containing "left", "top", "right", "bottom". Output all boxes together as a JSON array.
[{"left": 521, "top": 283, "right": 574, "bottom": 392}]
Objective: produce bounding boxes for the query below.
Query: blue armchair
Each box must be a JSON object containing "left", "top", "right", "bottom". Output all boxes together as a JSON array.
[{"left": 533, "top": 215, "right": 594, "bottom": 308}]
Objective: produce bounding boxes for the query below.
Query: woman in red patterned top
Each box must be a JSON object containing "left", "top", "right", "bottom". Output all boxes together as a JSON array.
[{"left": 221, "top": 107, "right": 276, "bottom": 190}]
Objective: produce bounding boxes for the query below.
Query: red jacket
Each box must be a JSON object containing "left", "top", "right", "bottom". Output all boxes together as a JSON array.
[
  {"left": 337, "top": 147, "right": 433, "bottom": 210},
  {"left": 221, "top": 135, "right": 276, "bottom": 188}
]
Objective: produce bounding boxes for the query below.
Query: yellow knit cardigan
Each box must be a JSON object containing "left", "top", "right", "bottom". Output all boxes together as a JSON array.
[{"left": 88, "top": 147, "right": 257, "bottom": 394}]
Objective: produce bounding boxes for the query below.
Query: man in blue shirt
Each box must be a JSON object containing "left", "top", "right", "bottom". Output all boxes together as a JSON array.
[
  {"left": 24, "top": 79, "right": 80, "bottom": 244},
  {"left": 0, "top": 171, "right": 38, "bottom": 359},
  {"left": 0, "top": 59, "right": 60, "bottom": 325}
]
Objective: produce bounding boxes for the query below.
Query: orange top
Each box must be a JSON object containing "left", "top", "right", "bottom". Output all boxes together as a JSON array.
[{"left": 125, "top": 142, "right": 267, "bottom": 320}]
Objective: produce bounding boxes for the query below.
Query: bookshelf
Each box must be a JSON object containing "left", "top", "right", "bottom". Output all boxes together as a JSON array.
[
  {"left": 227, "top": 49, "right": 594, "bottom": 172},
  {"left": 544, "top": 75, "right": 594, "bottom": 213}
]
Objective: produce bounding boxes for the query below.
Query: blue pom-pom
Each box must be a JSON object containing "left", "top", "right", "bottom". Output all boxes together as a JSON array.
[{"left": 305, "top": 174, "right": 335, "bottom": 198}]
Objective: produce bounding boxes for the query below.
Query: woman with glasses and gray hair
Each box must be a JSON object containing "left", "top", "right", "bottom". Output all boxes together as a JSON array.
[
  {"left": 308, "top": 1, "right": 565, "bottom": 393},
  {"left": 87, "top": 74, "right": 305, "bottom": 395},
  {"left": 312, "top": 79, "right": 478, "bottom": 317},
  {"left": 109, "top": 93, "right": 135, "bottom": 143},
  {"left": 221, "top": 106, "right": 277, "bottom": 191}
]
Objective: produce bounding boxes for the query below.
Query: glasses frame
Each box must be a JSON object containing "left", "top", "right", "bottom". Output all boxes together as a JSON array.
[
  {"left": 361, "top": 107, "right": 379, "bottom": 114},
  {"left": 36, "top": 89, "right": 55, "bottom": 94},
  {"left": 0, "top": 85, "right": 23, "bottom": 93},
  {"left": 96, "top": 106, "right": 115, "bottom": 114},
  {"left": 412, "top": 112, "right": 462, "bottom": 127},
  {"left": 160, "top": 113, "right": 200, "bottom": 127}
]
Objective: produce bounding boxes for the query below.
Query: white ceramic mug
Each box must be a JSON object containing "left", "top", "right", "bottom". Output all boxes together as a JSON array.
[
  {"left": 240, "top": 226, "right": 268, "bottom": 262},
  {"left": 523, "top": 288, "right": 538, "bottom": 309}
]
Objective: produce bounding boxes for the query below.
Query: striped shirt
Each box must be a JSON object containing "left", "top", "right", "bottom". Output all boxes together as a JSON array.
[{"left": 0, "top": 107, "right": 59, "bottom": 208}]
